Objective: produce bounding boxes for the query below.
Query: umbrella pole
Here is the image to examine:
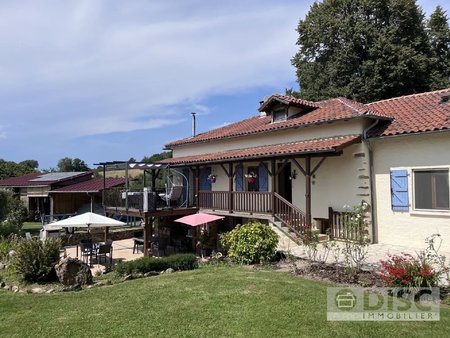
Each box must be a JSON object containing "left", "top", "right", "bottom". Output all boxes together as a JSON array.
[{"left": 104, "top": 226, "right": 109, "bottom": 243}]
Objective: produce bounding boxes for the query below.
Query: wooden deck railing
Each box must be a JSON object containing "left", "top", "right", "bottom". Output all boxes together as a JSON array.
[
  {"left": 198, "top": 191, "right": 307, "bottom": 236},
  {"left": 198, "top": 191, "right": 272, "bottom": 214},
  {"left": 328, "top": 207, "right": 362, "bottom": 241},
  {"left": 273, "top": 192, "right": 307, "bottom": 235}
]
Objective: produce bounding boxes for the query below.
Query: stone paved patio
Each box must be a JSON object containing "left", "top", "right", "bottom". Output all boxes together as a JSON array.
[{"left": 64, "top": 238, "right": 145, "bottom": 275}]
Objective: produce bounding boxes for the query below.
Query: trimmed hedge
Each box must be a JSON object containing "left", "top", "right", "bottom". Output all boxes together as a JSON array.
[{"left": 115, "top": 253, "right": 198, "bottom": 275}]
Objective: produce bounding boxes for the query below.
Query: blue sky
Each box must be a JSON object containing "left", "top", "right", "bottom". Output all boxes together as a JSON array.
[{"left": 0, "top": 0, "right": 448, "bottom": 170}]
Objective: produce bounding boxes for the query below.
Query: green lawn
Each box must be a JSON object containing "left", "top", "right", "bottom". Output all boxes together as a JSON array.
[
  {"left": 22, "top": 222, "right": 42, "bottom": 237},
  {"left": 0, "top": 265, "right": 448, "bottom": 337}
]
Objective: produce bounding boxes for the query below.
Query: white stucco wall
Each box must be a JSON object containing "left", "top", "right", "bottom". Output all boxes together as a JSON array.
[
  {"left": 173, "top": 119, "right": 366, "bottom": 158},
  {"left": 292, "top": 142, "right": 371, "bottom": 220},
  {"left": 372, "top": 132, "right": 450, "bottom": 251}
]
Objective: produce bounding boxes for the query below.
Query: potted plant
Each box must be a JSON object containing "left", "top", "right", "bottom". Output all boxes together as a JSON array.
[{"left": 245, "top": 172, "right": 257, "bottom": 184}]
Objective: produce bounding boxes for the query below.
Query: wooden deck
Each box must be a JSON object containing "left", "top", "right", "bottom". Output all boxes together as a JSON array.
[{"left": 105, "top": 206, "right": 199, "bottom": 218}]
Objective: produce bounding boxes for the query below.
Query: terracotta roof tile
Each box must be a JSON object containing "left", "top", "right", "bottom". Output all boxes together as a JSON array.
[
  {"left": 161, "top": 135, "right": 360, "bottom": 165},
  {"left": 50, "top": 178, "right": 125, "bottom": 193},
  {"left": 0, "top": 172, "right": 42, "bottom": 187},
  {"left": 258, "top": 93, "right": 320, "bottom": 111},
  {"left": 166, "top": 97, "right": 380, "bottom": 147},
  {"left": 368, "top": 88, "right": 450, "bottom": 137}
]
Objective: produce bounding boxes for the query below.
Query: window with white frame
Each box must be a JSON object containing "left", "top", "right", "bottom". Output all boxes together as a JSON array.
[{"left": 413, "top": 169, "right": 449, "bottom": 210}]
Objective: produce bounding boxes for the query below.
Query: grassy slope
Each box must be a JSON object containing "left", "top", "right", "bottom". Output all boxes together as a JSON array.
[
  {"left": 22, "top": 222, "right": 42, "bottom": 236},
  {"left": 0, "top": 266, "right": 448, "bottom": 338}
]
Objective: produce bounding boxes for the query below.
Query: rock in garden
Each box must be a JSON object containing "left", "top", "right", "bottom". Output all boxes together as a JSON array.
[
  {"left": 124, "top": 274, "right": 133, "bottom": 281},
  {"left": 0, "top": 281, "right": 5, "bottom": 288},
  {"left": 12, "top": 286, "right": 19, "bottom": 293},
  {"left": 54, "top": 257, "right": 93, "bottom": 286},
  {"left": 0, "top": 263, "right": 5, "bottom": 270},
  {"left": 31, "top": 287, "right": 45, "bottom": 294},
  {"left": 46, "top": 289, "right": 55, "bottom": 294},
  {"left": 165, "top": 268, "right": 175, "bottom": 274},
  {"left": 144, "top": 271, "right": 159, "bottom": 277}
]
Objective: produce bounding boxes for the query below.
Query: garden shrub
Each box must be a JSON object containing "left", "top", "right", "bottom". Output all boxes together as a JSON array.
[
  {"left": 10, "top": 238, "right": 62, "bottom": 283},
  {"left": 342, "top": 202, "right": 371, "bottom": 272},
  {"left": 379, "top": 253, "right": 440, "bottom": 289},
  {"left": 0, "top": 221, "right": 18, "bottom": 237},
  {"left": 0, "top": 235, "right": 19, "bottom": 262},
  {"left": 0, "top": 191, "right": 28, "bottom": 236},
  {"left": 220, "top": 221, "right": 278, "bottom": 264},
  {"left": 115, "top": 253, "right": 198, "bottom": 275}
]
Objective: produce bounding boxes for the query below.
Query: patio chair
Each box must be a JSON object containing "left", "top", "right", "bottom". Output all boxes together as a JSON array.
[
  {"left": 96, "top": 244, "right": 113, "bottom": 264},
  {"left": 79, "top": 241, "right": 94, "bottom": 266},
  {"left": 159, "top": 184, "right": 183, "bottom": 207}
]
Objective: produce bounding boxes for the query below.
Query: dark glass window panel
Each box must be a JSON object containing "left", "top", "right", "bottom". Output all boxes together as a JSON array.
[
  {"left": 272, "top": 108, "right": 286, "bottom": 122},
  {"left": 414, "top": 170, "right": 449, "bottom": 210}
]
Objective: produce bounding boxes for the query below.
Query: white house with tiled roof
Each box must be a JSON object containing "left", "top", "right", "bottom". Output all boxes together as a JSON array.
[{"left": 161, "top": 88, "right": 450, "bottom": 251}]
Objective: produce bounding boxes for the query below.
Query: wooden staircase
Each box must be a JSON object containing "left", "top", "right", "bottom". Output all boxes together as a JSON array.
[{"left": 270, "top": 193, "right": 329, "bottom": 244}]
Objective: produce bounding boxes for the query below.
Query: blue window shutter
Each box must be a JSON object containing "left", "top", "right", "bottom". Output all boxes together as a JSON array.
[
  {"left": 259, "top": 163, "right": 268, "bottom": 192},
  {"left": 235, "top": 166, "right": 243, "bottom": 192},
  {"left": 199, "top": 167, "right": 212, "bottom": 191},
  {"left": 391, "top": 169, "right": 409, "bottom": 211}
]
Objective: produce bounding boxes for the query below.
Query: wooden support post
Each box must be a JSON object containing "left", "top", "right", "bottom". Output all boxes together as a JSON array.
[
  {"left": 305, "top": 156, "right": 312, "bottom": 230},
  {"left": 104, "top": 226, "right": 109, "bottom": 243},
  {"left": 328, "top": 207, "right": 334, "bottom": 239},
  {"left": 151, "top": 169, "right": 156, "bottom": 191},
  {"left": 102, "top": 164, "right": 106, "bottom": 213},
  {"left": 143, "top": 215, "right": 150, "bottom": 257},
  {"left": 271, "top": 159, "right": 276, "bottom": 216},
  {"left": 228, "top": 163, "right": 233, "bottom": 213}
]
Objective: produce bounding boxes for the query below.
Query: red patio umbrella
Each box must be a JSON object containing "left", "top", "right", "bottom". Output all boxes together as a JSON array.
[{"left": 174, "top": 212, "right": 224, "bottom": 227}]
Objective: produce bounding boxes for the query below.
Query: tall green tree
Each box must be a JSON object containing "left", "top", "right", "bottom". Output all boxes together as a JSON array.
[
  {"left": 57, "top": 157, "right": 90, "bottom": 172},
  {"left": 291, "top": 0, "right": 437, "bottom": 103},
  {"left": 0, "top": 159, "right": 38, "bottom": 180},
  {"left": 428, "top": 6, "right": 450, "bottom": 90}
]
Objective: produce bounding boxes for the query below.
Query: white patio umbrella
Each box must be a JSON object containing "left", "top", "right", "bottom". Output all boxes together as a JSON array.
[{"left": 45, "top": 212, "right": 125, "bottom": 230}]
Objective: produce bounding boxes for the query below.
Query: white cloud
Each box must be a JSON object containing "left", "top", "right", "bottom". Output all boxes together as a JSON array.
[{"left": 0, "top": 1, "right": 306, "bottom": 140}]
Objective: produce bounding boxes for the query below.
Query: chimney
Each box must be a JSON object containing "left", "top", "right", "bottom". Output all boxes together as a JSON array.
[
  {"left": 259, "top": 100, "right": 267, "bottom": 117},
  {"left": 191, "top": 112, "right": 196, "bottom": 137}
]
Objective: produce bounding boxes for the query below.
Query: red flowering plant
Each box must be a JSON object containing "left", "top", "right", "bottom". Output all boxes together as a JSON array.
[{"left": 379, "top": 253, "right": 440, "bottom": 290}]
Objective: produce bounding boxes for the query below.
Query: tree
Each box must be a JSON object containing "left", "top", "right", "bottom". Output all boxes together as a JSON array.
[
  {"left": 0, "top": 190, "right": 28, "bottom": 236},
  {"left": 57, "top": 157, "right": 90, "bottom": 172},
  {"left": 291, "top": 0, "right": 438, "bottom": 103},
  {"left": 141, "top": 151, "right": 172, "bottom": 163},
  {"left": 0, "top": 159, "right": 38, "bottom": 180},
  {"left": 428, "top": 6, "right": 450, "bottom": 90},
  {"left": 19, "top": 160, "right": 39, "bottom": 170}
]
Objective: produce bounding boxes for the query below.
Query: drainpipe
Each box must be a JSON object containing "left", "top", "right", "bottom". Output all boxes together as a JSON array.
[{"left": 363, "top": 119, "right": 380, "bottom": 244}]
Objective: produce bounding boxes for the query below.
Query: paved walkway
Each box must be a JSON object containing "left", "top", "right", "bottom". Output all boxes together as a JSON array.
[
  {"left": 288, "top": 241, "right": 450, "bottom": 267},
  {"left": 64, "top": 238, "right": 145, "bottom": 275}
]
